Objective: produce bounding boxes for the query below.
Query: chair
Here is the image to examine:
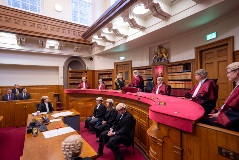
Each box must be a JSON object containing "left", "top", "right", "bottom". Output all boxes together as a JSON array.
[
  {"left": 167, "top": 85, "right": 171, "bottom": 96},
  {"left": 145, "top": 77, "right": 154, "bottom": 93},
  {"left": 36, "top": 103, "right": 40, "bottom": 111},
  {"left": 120, "top": 117, "right": 136, "bottom": 154}
]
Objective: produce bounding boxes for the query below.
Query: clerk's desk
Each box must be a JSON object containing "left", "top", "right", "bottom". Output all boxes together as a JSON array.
[{"left": 21, "top": 109, "right": 97, "bottom": 160}]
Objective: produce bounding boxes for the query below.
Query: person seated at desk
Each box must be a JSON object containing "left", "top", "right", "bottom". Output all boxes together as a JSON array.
[
  {"left": 97, "top": 79, "right": 105, "bottom": 90},
  {"left": 115, "top": 73, "right": 125, "bottom": 90},
  {"left": 2, "top": 88, "right": 17, "bottom": 101},
  {"left": 12, "top": 84, "right": 22, "bottom": 95},
  {"left": 62, "top": 134, "right": 92, "bottom": 160},
  {"left": 202, "top": 62, "right": 239, "bottom": 131},
  {"left": 38, "top": 96, "right": 54, "bottom": 113},
  {"left": 184, "top": 69, "right": 218, "bottom": 115},
  {"left": 95, "top": 99, "right": 117, "bottom": 142},
  {"left": 98, "top": 103, "right": 134, "bottom": 160},
  {"left": 77, "top": 77, "right": 90, "bottom": 89},
  {"left": 128, "top": 70, "right": 144, "bottom": 91},
  {"left": 18, "top": 88, "right": 31, "bottom": 100},
  {"left": 152, "top": 77, "right": 168, "bottom": 95},
  {"left": 84, "top": 97, "right": 106, "bottom": 133}
]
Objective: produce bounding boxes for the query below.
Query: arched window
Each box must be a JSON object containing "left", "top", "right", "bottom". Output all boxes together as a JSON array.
[
  {"left": 72, "top": 0, "right": 92, "bottom": 26},
  {"left": 7, "top": 0, "right": 41, "bottom": 13}
]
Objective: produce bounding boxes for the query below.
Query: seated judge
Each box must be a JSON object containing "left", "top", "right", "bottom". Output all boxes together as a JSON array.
[
  {"left": 184, "top": 69, "right": 218, "bottom": 115},
  {"left": 77, "top": 77, "right": 90, "bottom": 89},
  {"left": 84, "top": 97, "right": 106, "bottom": 133},
  {"left": 95, "top": 99, "right": 117, "bottom": 142},
  {"left": 115, "top": 73, "right": 125, "bottom": 90},
  {"left": 98, "top": 103, "right": 134, "bottom": 160},
  {"left": 152, "top": 77, "right": 168, "bottom": 95},
  {"left": 62, "top": 134, "right": 92, "bottom": 160},
  {"left": 2, "top": 88, "right": 17, "bottom": 101},
  {"left": 128, "top": 70, "right": 144, "bottom": 91},
  {"left": 38, "top": 96, "right": 54, "bottom": 113},
  {"left": 12, "top": 84, "right": 22, "bottom": 95},
  {"left": 18, "top": 88, "right": 31, "bottom": 100},
  {"left": 97, "top": 79, "right": 105, "bottom": 90},
  {"left": 202, "top": 62, "right": 239, "bottom": 131}
]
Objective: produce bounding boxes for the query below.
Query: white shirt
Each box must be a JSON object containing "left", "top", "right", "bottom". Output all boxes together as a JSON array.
[
  {"left": 96, "top": 104, "right": 100, "bottom": 109},
  {"left": 99, "top": 84, "right": 102, "bottom": 90},
  {"left": 192, "top": 79, "right": 206, "bottom": 98},
  {"left": 23, "top": 93, "right": 26, "bottom": 98},
  {"left": 45, "top": 102, "right": 49, "bottom": 112},
  {"left": 83, "top": 82, "right": 86, "bottom": 89},
  {"left": 156, "top": 84, "right": 162, "bottom": 94}
]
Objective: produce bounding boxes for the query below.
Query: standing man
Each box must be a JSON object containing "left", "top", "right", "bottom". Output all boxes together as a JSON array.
[
  {"left": 12, "top": 84, "right": 22, "bottom": 94},
  {"left": 77, "top": 77, "right": 90, "bottom": 89},
  {"left": 85, "top": 97, "right": 106, "bottom": 133},
  {"left": 98, "top": 103, "right": 135, "bottom": 160},
  {"left": 128, "top": 70, "right": 144, "bottom": 91},
  {"left": 2, "top": 88, "right": 17, "bottom": 101},
  {"left": 18, "top": 88, "right": 31, "bottom": 100},
  {"left": 185, "top": 69, "right": 218, "bottom": 115}
]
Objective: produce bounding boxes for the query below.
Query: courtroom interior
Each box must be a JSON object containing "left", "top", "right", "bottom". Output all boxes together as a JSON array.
[{"left": 0, "top": 0, "right": 239, "bottom": 160}]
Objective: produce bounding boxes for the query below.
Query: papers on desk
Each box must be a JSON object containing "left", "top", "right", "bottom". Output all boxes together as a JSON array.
[
  {"left": 51, "top": 111, "right": 74, "bottom": 118},
  {"left": 42, "top": 127, "right": 75, "bottom": 138},
  {"left": 50, "top": 119, "right": 62, "bottom": 123}
]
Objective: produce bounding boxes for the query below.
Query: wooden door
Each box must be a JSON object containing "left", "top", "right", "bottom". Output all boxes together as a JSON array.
[
  {"left": 114, "top": 61, "right": 132, "bottom": 88},
  {"left": 196, "top": 37, "right": 234, "bottom": 108}
]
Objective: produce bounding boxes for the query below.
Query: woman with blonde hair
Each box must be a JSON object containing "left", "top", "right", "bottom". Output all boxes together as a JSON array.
[{"left": 114, "top": 73, "right": 125, "bottom": 90}]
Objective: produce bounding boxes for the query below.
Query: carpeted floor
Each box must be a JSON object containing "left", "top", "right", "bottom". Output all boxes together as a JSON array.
[{"left": 0, "top": 123, "right": 146, "bottom": 160}]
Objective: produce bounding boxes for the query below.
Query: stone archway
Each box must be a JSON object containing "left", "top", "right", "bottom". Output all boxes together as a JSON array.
[{"left": 63, "top": 56, "right": 86, "bottom": 89}]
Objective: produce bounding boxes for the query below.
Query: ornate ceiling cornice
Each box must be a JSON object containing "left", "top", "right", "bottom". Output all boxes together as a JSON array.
[
  {"left": 0, "top": 5, "right": 91, "bottom": 45},
  {"left": 82, "top": 0, "right": 137, "bottom": 40}
]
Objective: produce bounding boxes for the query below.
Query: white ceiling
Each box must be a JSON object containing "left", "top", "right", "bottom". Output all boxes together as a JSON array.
[{"left": 96, "top": 0, "right": 239, "bottom": 54}]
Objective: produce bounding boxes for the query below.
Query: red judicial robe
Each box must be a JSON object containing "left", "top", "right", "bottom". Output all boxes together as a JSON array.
[
  {"left": 97, "top": 84, "right": 105, "bottom": 90},
  {"left": 186, "top": 79, "right": 218, "bottom": 114},
  {"left": 152, "top": 83, "right": 168, "bottom": 95},
  {"left": 77, "top": 81, "right": 90, "bottom": 89},
  {"left": 129, "top": 75, "right": 144, "bottom": 90}
]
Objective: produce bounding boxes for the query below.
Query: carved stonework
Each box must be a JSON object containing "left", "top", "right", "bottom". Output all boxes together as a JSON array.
[
  {"left": 0, "top": 5, "right": 91, "bottom": 45},
  {"left": 39, "top": 39, "right": 47, "bottom": 48},
  {"left": 122, "top": 13, "right": 146, "bottom": 31},
  {"left": 142, "top": 0, "right": 171, "bottom": 20},
  {"left": 107, "top": 23, "right": 128, "bottom": 38},
  {"left": 74, "top": 45, "right": 82, "bottom": 52},
  {"left": 97, "top": 33, "right": 115, "bottom": 44},
  {"left": 58, "top": 42, "right": 65, "bottom": 50},
  {"left": 16, "top": 35, "right": 26, "bottom": 46}
]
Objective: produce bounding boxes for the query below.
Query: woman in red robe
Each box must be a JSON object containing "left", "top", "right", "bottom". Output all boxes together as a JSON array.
[
  {"left": 203, "top": 62, "right": 239, "bottom": 131},
  {"left": 185, "top": 69, "right": 218, "bottom": 115},
  {"left": 97, "top": 79, "right": 105, "bottom": 90},
  {"left": 128, "top": 70, "right": 144, "bottom": 91},
  {"left": 152, "top": 77, "right": 168, "bottom": 95}
]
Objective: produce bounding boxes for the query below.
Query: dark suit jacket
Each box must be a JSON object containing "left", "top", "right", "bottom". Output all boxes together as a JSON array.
[
  {"left": 112, "top": 111, "right": 134, "bottom": 136},
  {"left": 38, "top": 102, "right": 54, "bottom": 112},
  {"left": 2, "top": 93, "right": 17, "bottom": 101},
  {"left": 18, "top": 93, "right": 31, "bottom": 100},
  {"left": 104, "top": 108, "right": 117, "bottom": 126},
  {"left": 12, "top": 88, "right": 22, "bottom": 94},
  {"left": 92, "top": 103, "right": 106, "bottom": 120}
]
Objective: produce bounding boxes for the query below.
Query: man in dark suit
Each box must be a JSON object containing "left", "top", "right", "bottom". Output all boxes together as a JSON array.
[
  {"left": 2, "top": 88, "right": 17, "bottom": 101},
  {"left": 85, "top": 97, "right": 106, "bottom": 133},
  {"left": 12, "top": 84, "right": 22, "bottom": 94},
  {"left": 38, "top": 96, "right": 54, "bottom": 113},
  {"left": 18, "top": 88, "right": 31, "bottom": 100},
  {"left": 98, "top": 103, "right": 134, "bottom": 160}
]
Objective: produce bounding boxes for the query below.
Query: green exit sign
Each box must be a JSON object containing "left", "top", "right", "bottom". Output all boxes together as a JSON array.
[{"left": 206, "top": 32, "right": 217, "bottom": 41}]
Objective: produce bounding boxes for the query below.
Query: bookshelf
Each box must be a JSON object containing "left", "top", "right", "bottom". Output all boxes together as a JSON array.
[
  {"left": 95, "top": 69, "right": 113, "bottom": 90},
  {"left": 166, "top": 60, "right": 195, "bottom": 97},
  {"left": 68, "top": 70, "right": 94, "bottom": 89}
]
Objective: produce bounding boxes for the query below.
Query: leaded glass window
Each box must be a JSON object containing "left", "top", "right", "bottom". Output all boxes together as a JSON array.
[
  {"left": 72, "top": 0, "right": 92, "bottom": 26},
  {"left": 8, "top": 0, "right": 41, "bottom": 13}
]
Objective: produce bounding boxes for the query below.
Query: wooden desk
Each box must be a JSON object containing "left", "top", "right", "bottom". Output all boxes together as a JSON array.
[
  {"left": 0, "top": 116, "right": 3, "bottom": 122},
  {"left": 21, "top": 110, "right": 97, "bottom": 160}
]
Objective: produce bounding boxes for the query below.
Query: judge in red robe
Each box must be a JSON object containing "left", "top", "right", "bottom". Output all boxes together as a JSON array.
[
  {"left": 203, "top": 62, "right": 239, "bottom": 131},
  {"left": 185, "top": 69, "right": 218, "bottom": 115},
  {"left": 128, "top": 70, "right": 144, "bottom": 91},
  {"left": 77, "top": 77, "right": 90, "bottom": 89},
  {"left": 97, "top": 79, "right": 105, "bottom": 90},
  {"left": 152, "top": 77, "right": 168, "bottom": 95}
]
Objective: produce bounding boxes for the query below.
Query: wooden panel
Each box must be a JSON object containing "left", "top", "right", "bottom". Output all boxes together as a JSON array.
[
  {"left": 234, "top": 51, "right": 239, "bottom": 61},
  {"left": 114, "top": 61, "right": 132, "bottom": 88},
  {"left": 15, "top": 103, "right": 27, "bottom": 126}
]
